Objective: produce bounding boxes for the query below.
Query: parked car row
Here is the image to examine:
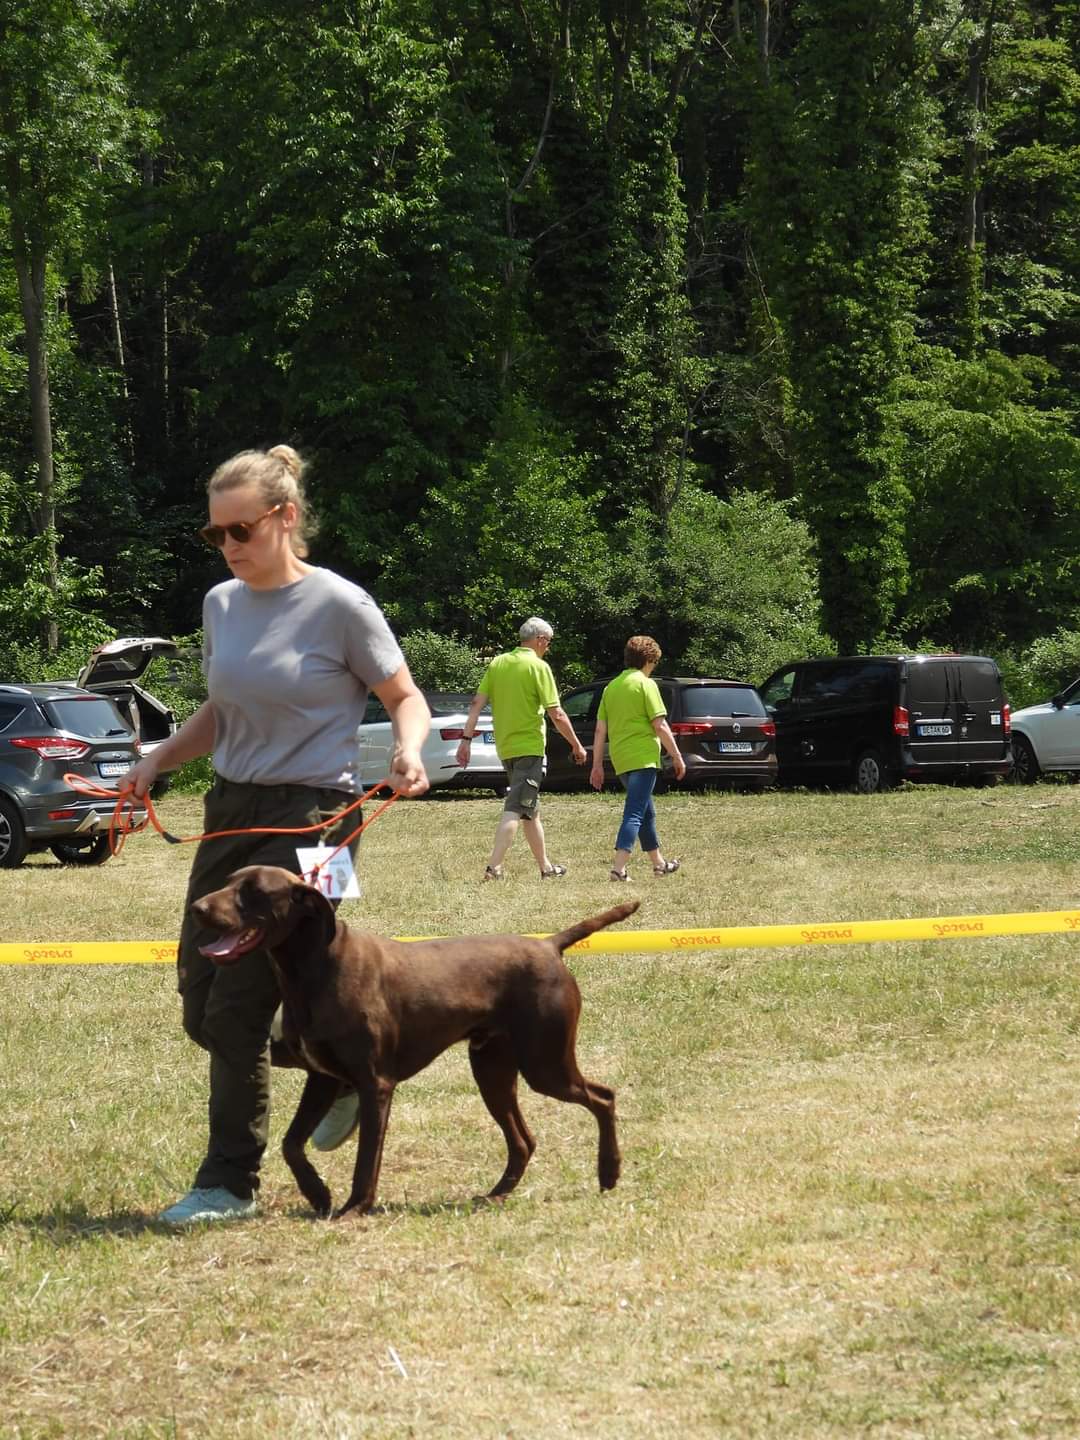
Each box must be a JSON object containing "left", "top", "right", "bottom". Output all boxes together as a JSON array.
[
  {"left": 6, "top": 635, "right": 1079, "bottom": 870},
  {"left": 546, "top": 654, "right": 1014, "bottom": 796}
]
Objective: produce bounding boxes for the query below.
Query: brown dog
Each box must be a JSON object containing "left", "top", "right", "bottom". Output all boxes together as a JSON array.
[{"left": 191, "top": 865, "right": 637, "bottom": 1218}]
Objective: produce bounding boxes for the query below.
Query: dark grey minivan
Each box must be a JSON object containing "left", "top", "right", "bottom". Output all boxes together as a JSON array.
[{"left": 758, "top": 655, "right": 1012, "bottom": 793}]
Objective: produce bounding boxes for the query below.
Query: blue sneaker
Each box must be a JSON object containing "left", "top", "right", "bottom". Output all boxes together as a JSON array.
[
  {"left": 158, "top": 1186, "right": 256, "bottom": 1226},
  {"left": 311, "top": 1091, "right": 361, "bottom": 1152}
]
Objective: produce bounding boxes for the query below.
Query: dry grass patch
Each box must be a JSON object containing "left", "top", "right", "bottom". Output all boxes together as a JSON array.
[{"left": 2, "top": 784, "right": 1080, "bottom": 1437}]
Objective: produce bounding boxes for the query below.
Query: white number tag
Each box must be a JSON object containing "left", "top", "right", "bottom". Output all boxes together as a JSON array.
[{"left": 295, "top": 846, "right": 361, "bottom": 899}]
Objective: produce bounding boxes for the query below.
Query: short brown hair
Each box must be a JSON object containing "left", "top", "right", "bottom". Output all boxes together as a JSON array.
[{"left": 624, "top": 634, "right": 661, "bottom": 669}]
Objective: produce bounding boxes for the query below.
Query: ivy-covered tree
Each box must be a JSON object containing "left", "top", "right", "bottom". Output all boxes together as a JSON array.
[{"left": 742, "top": 0, "right": 927, "bottom": 651}]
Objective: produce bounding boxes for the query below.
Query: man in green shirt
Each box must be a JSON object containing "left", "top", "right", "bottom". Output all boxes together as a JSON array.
[{"left": 457, "top": 617, "right": 587, "bottom": 880}]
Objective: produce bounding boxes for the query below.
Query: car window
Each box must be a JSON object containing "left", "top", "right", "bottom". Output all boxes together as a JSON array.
[
  {"left": 842, "top": 662, "right": 893, "bottom": 703},
  {"left": 681, "top": 686, "right": 765, "bottom": 718},
  {"left": 561, "top": 688, "right": 598, "bottom": 721},
  {"left": 800, "top": 662, "right": 881, "bottom": 705},
  {"left": 425, "top": 692, "right": 476, "bottom": 717},
  {"left": 362, "top": 696, "right": 390, "bottom": 724},
  {"left": 906, "top": 660, "right": 950, "bottom": 705},
  {"left": 760, "top": 670, "right": 796, "bottom": 708},
  {"left": 954, "top": 660, "right": 1001, "bottom": 703},
  {"left": 0, "top": 700, "right": 24, "bottom": 733},
  {"left": 41, "top": 696, "right": 131, "bottom": 738}
]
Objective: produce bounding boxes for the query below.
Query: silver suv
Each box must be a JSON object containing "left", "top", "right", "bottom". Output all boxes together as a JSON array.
[{"left": 0, "top": 683, "right": 145, "bottom": 867}]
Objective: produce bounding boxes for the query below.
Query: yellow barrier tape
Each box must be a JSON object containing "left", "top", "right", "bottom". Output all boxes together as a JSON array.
[{"left": 3, "top": 909, "right": 1080, "bottom": 966}]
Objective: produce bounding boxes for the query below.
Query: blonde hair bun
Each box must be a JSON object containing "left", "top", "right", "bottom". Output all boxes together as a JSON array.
[{"left": 267, "top": 444, "right": 304, "bottom": 481}]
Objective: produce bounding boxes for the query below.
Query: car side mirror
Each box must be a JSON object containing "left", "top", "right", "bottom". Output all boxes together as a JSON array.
[{"left": 1051, "top": 693, "right": 1066, "bottom": 709}]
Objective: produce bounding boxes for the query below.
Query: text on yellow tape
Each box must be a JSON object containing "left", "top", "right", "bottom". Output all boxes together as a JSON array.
[{"left": 4, "top": 909, "right": 1080, "bottom": 965}]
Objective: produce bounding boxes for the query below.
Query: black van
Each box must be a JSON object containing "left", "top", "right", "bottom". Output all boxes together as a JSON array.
[{"left": 758, "top": 655, "right": 1012, "bottom": 793}]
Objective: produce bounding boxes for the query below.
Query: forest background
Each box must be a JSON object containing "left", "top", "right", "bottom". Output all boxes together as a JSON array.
[{"left": 2, "top": 0, "right": 1080, "bottom": 712}]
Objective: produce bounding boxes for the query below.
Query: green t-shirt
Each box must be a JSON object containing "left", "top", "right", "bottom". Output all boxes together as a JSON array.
[
  {"left": 598, "top": 668, "right": 666, "bottom": 775},
  {"left": 479, "top": 646, "right": 559, "bottom": 760}
]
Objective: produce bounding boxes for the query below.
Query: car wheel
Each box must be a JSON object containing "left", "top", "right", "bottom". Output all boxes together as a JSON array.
[
  {"left": 49, "top": 835, "right": 113, "bottom": 866},
  {"left": 1009, "top": 733, "right": 1040, "bottom": 785},
  {"left": 0, "top": 795, "right": 29, "bottom": 868},
  {"left": 854, "top": 749, "right": 892, "bottom": 795}
]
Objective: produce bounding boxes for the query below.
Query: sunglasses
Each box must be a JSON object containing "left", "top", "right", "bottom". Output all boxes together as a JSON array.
[{"left": 199, "top": 503, "right": 283, "bottom": 548}]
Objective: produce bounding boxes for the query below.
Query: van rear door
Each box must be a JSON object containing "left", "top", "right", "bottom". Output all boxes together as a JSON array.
[
  {"left": 905, "top": 659, "right": 958, "bottom": 772},
  {"left": 952, "top": 658, "right": 1008, "bottom": 769}
]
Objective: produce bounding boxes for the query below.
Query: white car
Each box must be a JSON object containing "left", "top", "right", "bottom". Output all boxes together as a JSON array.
[
  {"left": 357, "top": 691, "right": 505, "bottom": 795},
  {"left": 1009, "top": 676, "right": 1080, "bottom": 783}
]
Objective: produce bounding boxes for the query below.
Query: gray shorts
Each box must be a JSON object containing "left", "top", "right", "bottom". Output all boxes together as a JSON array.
[{"left": 502, "top": 755, "right": 544, "bottom": 820}]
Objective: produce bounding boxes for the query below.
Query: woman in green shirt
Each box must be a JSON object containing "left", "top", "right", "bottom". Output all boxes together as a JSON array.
[{"left": 589, "top": 635, "right": 686, "bottom": 881}]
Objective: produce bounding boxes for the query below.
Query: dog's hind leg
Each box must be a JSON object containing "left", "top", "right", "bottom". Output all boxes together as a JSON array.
[
  {"left": 282, "top": 1071, "right": 340, "bottom": 1217},
  {"left": 519, "top": 1050, "right": 621, "bottom": 1193},
  {"left": 469, "top": 1033, "right": 537, "bottom": 1198}
]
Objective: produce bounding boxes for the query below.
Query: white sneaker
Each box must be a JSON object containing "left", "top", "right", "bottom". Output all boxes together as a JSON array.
[
  {"left": 311, "top": 1091, "right": 361, "bottom": 1152},
  {"left": 158, "top": 1186, "right": 257, "bottom": 1226}
]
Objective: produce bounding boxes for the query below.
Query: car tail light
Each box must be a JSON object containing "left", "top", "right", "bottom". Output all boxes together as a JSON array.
[
  {"left": 440, "top": 727, "right": 466, "bottom": 740},
  {"left": 9, "top": 735, "right": 91, "bottom": 760},
  {"left": 892, "top": 706, "right": 910, "bottom": 737},
  {"left": 761, "top": 719, "right": 776, "bottom": 738},
  {"left": 48, "top": 809, "right": 77, "bottom": 820},
  {"left": 1003, "top": 703, "right": 1011, "bottom": 736},
  {"left": 669, "top": 722, "right": 713, "bottom": 736}
]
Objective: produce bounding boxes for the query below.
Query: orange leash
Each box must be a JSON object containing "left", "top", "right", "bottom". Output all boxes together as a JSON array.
[{"left": 61, "top": 773, "right": 399, "bottom": 884}]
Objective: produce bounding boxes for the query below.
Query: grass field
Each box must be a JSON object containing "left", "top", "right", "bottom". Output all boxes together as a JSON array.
[{"left": 2, "top": 782, "right": 1080, "bottom": 1438}]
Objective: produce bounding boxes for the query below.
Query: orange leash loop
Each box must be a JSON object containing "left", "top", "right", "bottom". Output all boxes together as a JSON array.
[{"left": 61, "top": 773, "right": 398, "bottom": 865}]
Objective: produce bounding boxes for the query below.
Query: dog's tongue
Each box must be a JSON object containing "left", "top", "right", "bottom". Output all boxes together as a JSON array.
[{"left": 199, "top": 928, "right": 258, "bottom": 959}]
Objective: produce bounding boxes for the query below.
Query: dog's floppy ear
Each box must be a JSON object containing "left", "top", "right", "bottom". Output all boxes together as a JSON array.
[{"left": 290, "top": 877, "right": 338, "bottom": 946}]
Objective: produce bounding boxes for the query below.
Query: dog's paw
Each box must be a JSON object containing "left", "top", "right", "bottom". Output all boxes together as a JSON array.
[{"left": 599, "top": 1156, "right": 621, "bottom": 1191}]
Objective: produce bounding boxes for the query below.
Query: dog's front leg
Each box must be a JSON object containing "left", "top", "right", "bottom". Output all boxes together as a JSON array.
[
  {"left": 335, "top": 1079, "right": 395, "bottom": 1219},
  {"left": 282, "top": 1071, "right": 341, "bottom": 1218}
]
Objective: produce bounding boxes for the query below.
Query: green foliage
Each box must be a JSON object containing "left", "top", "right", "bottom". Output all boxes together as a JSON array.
[
  {"left": 140, "top": 637, "right": 210, "bottom": 792},
  {"left": 743, "top": 0, "right": 929, "bottom": 649},
  {"left": 2, "top": 0, "right": 1080, "bottom": 695},
  {"left": 895, "top": 347, "right": 1080, "bottom": 649},
  {"left": 399, "top": 630, "right": 483, "bottom": 692},
  {"left": 384, "top": 404, "right": 610, "bottom": 679},
  {"left": 999, "top": 627, "right": 1080, "bottom": 712},
  {"left": 598, "top": 485, "right": 831, "bottom": 683},
  {"left": 0, "top": 0, "right": 132, "bottom": 262},
  {"left": 0, "top": 471, "right": 114, "bottom": 670}
]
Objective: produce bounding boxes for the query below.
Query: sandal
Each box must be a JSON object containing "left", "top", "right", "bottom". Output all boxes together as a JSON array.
[
  {"left": 653, "top": 859, "right": 680, "bottom": 876},
  {"left": 482, "top": 864, "right": 504, "bottom": 882},
  {"left": 610, "top": 868, "right": 629, "bottom": 882},
  {"left": 540, "top": 863, "right": 567, "bottom": 878}
]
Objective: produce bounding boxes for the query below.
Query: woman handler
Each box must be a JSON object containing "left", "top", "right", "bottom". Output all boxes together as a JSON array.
[{"left": 124, "top": 445, "right": 430, "bottom": 1225}]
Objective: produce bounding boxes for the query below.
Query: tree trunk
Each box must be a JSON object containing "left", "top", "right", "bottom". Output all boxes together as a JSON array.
[
  {"left": 959, "top": 0, "right": 995, "bottom": 356},
  {"left": 11, "top": 216, "right": 59, "bottom": 651}
]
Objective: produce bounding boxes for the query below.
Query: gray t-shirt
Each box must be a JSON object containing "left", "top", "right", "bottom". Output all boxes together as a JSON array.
[{"left": 203, "top": 567, "right": 404, "bottom": 791}]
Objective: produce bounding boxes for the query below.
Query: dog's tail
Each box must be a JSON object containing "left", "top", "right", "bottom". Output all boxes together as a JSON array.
[{"left": 551, "top": 899, "right": 640, "bottom": 953}]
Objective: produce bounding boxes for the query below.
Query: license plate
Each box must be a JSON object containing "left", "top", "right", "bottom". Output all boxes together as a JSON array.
[
  {"left": 718, "top": 741, "right": 753, "bottom": 754},
  {"left": 918, "top": 724, "right": 952, "bottom": 737},
  {"left": 98, "top": 761, "right": 130, "bottom": 777},
  {"left": 482, "top": 731, "right": 495, "bottom": 744}
]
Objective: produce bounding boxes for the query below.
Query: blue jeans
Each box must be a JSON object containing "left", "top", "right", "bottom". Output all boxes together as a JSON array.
[{"left": 615, "top": 768, "right": 660, "bottom": 854}]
